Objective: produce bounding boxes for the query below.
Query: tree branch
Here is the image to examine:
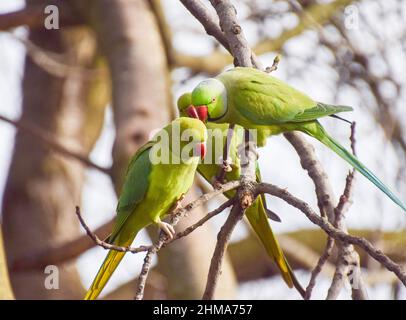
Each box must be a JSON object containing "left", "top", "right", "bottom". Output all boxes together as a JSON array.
[
  {"left": 179, "top": 0, "right": 261, "bottom": 70},
  {"left": 179, "top": 0, "right": 231, "bottom": 53},
  {"left": 326, "top": 122, "right": 369, "bottom": 300},
  {"left": 175, "top": 0, "right": 355, "bottom": 73},
  {"left": 202, "top": 202, "right": 243, "bottom": 299},
  {"left": 306, "top": 122, "right": 363, "bottom": 300},
  {"left": 75, "top": 207, "right": 151, "bottom": 253},
  {"left": 257, "top": 183, "right": 406, "bottom": 287},
  {"left": 209, "top": 0, "right": 253, "bottom": 67},
  {"left": 304, "top": 236, "right": 334, "bottom": 299},
  {"left": 164, "top": 198, "right": 235, "bottom": 246}
]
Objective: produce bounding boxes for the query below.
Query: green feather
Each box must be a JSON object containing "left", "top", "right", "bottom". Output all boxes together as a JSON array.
[
  {"left": 85, "top": 118, "right": 207, "bottom": 300},
  {"left": 187, "top": 67, "right": 406, "bottom": 212},
  {"left": 301, "top": 122, "right": 406, "bottom": 212},
  {"left": 110, "top": 144, "right": 153, "bottom": 243},
  {"left": 292, "top": 102, "right": 353, "bottom": 122}
]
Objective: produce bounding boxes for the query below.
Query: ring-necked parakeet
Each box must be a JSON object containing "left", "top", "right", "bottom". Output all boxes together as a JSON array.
[
  {"left": 84, "top": 117, "right": 207, "bottom": 300},
  {"left": 185, "top": 67, "right": 406, "bottom": 211},
  {"left": 178, "top": 93, "right": 305, "bottom": 297}
]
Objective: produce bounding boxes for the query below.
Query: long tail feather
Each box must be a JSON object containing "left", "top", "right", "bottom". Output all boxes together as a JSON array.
[
  {"left": 84, "top": 249, "right": 126, "bottom": 300},
  {"left": 303, "top": 122, "right": 406, "bottom": 211},
  {"left": 84, "top": 231, "right": 139, "bottom": 300},
  {"left": 245, "top": 196, "right": 305, "bottom": 297}
]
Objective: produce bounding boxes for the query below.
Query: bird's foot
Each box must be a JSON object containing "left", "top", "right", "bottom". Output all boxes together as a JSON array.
[
  {"left": 212, "top": 158, "right": 232, "bottom": 189},
  {"left": 158, "top": 221, "right": 175, "bottom": 240},
  {"left": 212, "top": 176, "right": 227, "bottom": 189}
]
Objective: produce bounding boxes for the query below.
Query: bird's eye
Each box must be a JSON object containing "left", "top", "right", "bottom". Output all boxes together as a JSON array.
[{"left": 211, "top": 98, "right": 216, "bottom": 103}]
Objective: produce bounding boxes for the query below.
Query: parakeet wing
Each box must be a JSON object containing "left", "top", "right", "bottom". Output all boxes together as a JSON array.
[
  {"left": 291, "top": 102, "right": 353, "bottom": 122},
  {"left": 223, "top": 68, "right": 352, "bottom": 124},
  {"left": 109, "top": 142, "right": 154, "bottom": 243}
]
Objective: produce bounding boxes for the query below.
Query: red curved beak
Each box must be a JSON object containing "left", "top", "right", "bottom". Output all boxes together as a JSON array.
[
  {"left": 186, "top": 105, "right": 199, "bottom": 119},
  {"left": 195, "top": 142, "right": 206, "bottom": 160},
  {"left": 186, "top": 105, "right": 208, "bottom": 122}
]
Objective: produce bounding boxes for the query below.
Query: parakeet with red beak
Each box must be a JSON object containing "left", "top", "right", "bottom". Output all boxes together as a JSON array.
[
  {"left": 186, "top": 67, "right": 406, "bottom": 212},
  {"left": 85, "top": 118, "right": 207, "bottom": 300},
  {"left": 178, "top": 93, "right": 305, "bottom": 297}
]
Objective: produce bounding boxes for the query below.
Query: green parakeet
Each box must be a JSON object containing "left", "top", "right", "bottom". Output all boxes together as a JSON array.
[
  {"left": 84, "top": 117, "right": 207, "bottom": 300},
  {"left": 178, "top": 93, "right": 305, "bottom": 297},
  {"left": 185, "top": 67, "right": 406, "bottom": 211}
]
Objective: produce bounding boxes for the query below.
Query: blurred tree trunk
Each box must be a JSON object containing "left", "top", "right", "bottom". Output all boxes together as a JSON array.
[
  {"left": 1, "top": 12, "right": 108, "bottom": 298},
  {"left": 80, "top": 0, "right": 237, "bottom": 299},
  {"left": 0, "top": 227, "right": 14, "bottom": 299}
]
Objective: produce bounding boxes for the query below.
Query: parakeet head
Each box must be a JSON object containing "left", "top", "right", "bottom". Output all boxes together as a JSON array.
[
  {"left": 168, "top": 117, "right": 207, "bottom": 160},
  {"left": 177, "top": 92, "right": 192, "bottom": 117},
  {"left": 187, "top": 78, "right": 227, "bottom": 122}
]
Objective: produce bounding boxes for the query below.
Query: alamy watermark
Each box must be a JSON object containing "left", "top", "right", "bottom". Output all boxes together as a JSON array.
[
  {"left": 44, "top": 5, "right": 59, "bottom": 30},
  {"left": 44, "top": 265, "right": 59, "bottom": 289},
  {"left": 148, "top": 122, "right": 258, "bottom": 166}
]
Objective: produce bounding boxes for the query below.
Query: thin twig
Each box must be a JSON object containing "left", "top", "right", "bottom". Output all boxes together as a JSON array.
[
  {"left": 209, "top": 0, "right": 253, "bottom": 67},
  {"left": 179, "top": 0, "right": 231, "bottom": 52},
  {"left": 164, "top": 198, "right": 235, "bottom": 246},
  {"left": 257, "top": 183, "right": 406, "bottom": 287},
  {"left": 179, "top": 0, "right": 261, "bottom": 69},
  {"left": 202, "top": 203, "right": 244, "bottom": 299},
  {"left": 306, "top": 122, "right": 359, "bottom": 299},
  {"left": 134, "top": 246, "right": 158, "bottom": 300},
  {"left": 75, "top": 207, "right": 150, "bottom": 253},
  {"left": 170, "top": 180, "right": 241, "bottom": 225},
  {"left": 327, "top": 122, "right": 368, "bottom": 300},
  {"left": 304, "top": 236, "right": 334, "bottom": 300}
]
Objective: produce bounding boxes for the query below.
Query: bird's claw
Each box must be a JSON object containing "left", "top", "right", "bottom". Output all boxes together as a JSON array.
[{"left": 158, "top": 221, "right": 175, "bottom": 240}]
